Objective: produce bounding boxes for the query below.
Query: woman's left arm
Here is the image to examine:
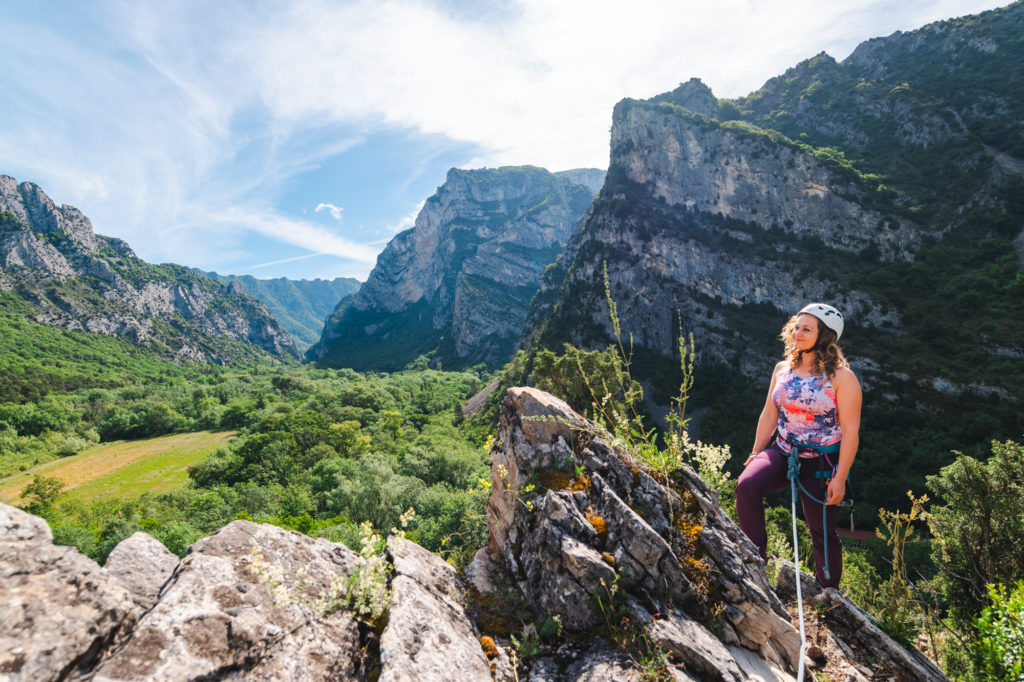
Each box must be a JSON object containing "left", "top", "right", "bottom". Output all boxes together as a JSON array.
[{"left": 828, "top": 368, "right": 862, "bottom": 506}]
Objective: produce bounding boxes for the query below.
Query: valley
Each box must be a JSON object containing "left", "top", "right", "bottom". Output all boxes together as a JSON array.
[{"left": 2, "top": 3, "right": 1023, "bottom": 679}]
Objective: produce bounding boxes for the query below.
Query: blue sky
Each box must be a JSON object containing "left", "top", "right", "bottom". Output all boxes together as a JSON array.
[{"left": 0, "top": 0, "right": 1008, "bottom": 281}]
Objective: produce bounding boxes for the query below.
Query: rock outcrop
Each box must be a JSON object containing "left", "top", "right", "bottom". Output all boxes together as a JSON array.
[
  {"left": 103, "top": 532, "right": 179, "bottom": 617},
  {"left": 774, "top": 561, "right": 949, "bottom": 682},
  {"left": 476, "top": 387, "right": 801, "bottom": 680},
  {"left": 469, "top": 387, "right": 948, "bottom": 680},
  {"left": 308, "top": 166, "right": 602, "bottom": 371},
  {"left": 0, "top": 176, "right": 298, "bottom": 363},
  {"left": 0, "top": 504, "right": 489, "bottom": 681},
  {"left": 0, "top": 388, "right": 948, "bottom": 680}
]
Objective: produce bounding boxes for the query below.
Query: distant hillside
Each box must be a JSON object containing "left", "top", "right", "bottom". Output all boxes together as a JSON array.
[
  {"left": 197, "top": 271, "right": 360, "bottom": 350},
  {"left": 309, "top": 166, "right": 603, "bottom": 371},
  {"left": 0, "top": 176, "right": 299, "bottom": 373},
  {"left": 524, "top": 3, "right": 1024, "bottom": 517}
]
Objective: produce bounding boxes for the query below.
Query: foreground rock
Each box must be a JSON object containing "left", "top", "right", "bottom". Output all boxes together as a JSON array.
[
  {"left": 475, "top": 387, "right": 800, "bottom": 680},
  {"left": 774, "top": 560, "right": 950, "bottom": 681},
  {"left": 472, "top": 387, "right": 948, "bottom": 680},
  {"left": 381, "top": 537, "right": 492, "bottom": 681},
  {"left": 0, "top": 504, "right": 135, "bottom": 681},
  {"left": 103, "top": 532, "right": 179, "bottom": 617},
  {"left": 0, "top": 508, "right": 490, "bottom": 681},
  {"left": 93, "top": 521, "right": 366, "bottom": 681}
]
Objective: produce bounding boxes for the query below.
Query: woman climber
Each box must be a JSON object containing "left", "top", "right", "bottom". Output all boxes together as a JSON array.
[{"left": 735, "top": 303, "right": 862, "bottom": 588}]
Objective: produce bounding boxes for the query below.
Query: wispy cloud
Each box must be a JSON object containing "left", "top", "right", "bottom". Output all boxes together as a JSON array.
[
  {"left": 247, "top": 251, "right": 330, "bottom": 270},
  {"left": 315, "top": 203, "right": 344, "bottom": 222},
  {"left": 210, "top": 207, "right": 380, "bottom": 265},
  {"left": 390, "top": 200, "right": 426, "bottom": 235}
]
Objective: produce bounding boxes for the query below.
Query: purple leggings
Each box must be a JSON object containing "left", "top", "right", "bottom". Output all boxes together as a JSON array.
[{"left": 736, "top": 444, "right": 842, "bottom": 588}]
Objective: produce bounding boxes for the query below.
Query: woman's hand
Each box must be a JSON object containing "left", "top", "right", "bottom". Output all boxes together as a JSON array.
[
  {"left": 744, "top": 451, "right": 758, "bottom": 467},
  {"left": 826, "top": 477, "right": 846, "bottom": 506}
]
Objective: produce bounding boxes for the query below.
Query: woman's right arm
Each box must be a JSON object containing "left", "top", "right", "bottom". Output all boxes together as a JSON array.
[{"left": 745, "top": 362, "right": 784, "bottom": 466}]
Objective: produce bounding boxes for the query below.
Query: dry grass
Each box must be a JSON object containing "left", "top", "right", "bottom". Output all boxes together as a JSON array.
[{"left": 0, "top": 430, "right": 236, "bottom": 504}]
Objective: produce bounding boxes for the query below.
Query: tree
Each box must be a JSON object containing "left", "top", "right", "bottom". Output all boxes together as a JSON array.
[
  {"left": 927, "top": 439, "right": 1024, "bottom": 625},
  {"left": 20, "top": 475, "right": 65, "bottom": 514},
  {"left": 531, "top": 343, "right": 640, "bottom": 417}
]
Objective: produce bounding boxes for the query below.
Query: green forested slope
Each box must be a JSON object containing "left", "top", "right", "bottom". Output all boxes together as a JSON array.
[{"left": 199, "top": 271, "right": 361, "bottom": 350}]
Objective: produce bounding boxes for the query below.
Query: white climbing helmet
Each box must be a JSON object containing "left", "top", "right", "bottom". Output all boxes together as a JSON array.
[{"left": 798, "top": 303, "right": 844, "bottom": 339}]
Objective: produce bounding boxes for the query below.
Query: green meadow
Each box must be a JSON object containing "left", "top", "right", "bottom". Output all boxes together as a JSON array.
[{"left": 0, "top": 430, "right": 235, "bottom": 505}]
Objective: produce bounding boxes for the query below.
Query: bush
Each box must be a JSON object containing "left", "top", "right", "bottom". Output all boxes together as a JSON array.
[
  {"left": 976, "top": 580, "right": 1024, "bottom": 681},
  {"left": 153, "top": 520, "right": 203, "bottom": 557},
  {"left": 57, "top": 435, "right": 91, "bottom": 457},
  {"left": 323, "top": 452, "right": 425, "bottom": 531},
  {"left": 840, "top": 547, "right": 883, "bottom": 613},
  {"left": 51, "top": 521, "right": 98, "bottom": 557},
  {"left": 928, "top": 440, "right": 1024, "bottom": 626}
]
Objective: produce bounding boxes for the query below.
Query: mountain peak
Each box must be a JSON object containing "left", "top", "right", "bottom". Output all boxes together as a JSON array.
[
  {"left": 308, "top": 165, "right": 603, "bottom": 370},
  {"left": 648, "top": 77, "right": 719, "bottom": 117},
  {"left": 0, "top": 175, "right": 101, "bottom": 254}
]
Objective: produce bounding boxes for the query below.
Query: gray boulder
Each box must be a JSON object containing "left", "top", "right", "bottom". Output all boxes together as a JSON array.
[
  {"left": 481, "top": 386, "right": 801, "bottom": 679},
  {"left": 92, "top": 520, "right": 365, "bottom": 681},
  {"left": 812, "top": 588, "right": 949, "bottom": 682},
  {"left": 380, "top": 536, "right": 492, "bottom": 681},
  {"left": 0, "top": 503, "right": 135, "bottom": 681},
  {"left": 103, "top": 531, "right": 179, "bottom": 617}
]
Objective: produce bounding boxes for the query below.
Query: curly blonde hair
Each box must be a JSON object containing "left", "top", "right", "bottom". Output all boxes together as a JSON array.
[{"left": 781, "top": 314, "right": 848, "bottom": 378}]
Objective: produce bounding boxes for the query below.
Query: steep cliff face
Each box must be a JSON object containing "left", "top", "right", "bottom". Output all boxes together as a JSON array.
[
  {"left": 0, "top": 176, "right": 298, "bottom": 363},
  {"left": 309, "top": 166, "right": 602, "bottom": 371},
  {"left": 525, "top": 4, "right": 1024, "bottom": 513},
  {"left": 198, "top": 271, "right": 361, "bottom": 351},
  {"left": 526, "top": 94, "right": 912, "bottom": 370}
]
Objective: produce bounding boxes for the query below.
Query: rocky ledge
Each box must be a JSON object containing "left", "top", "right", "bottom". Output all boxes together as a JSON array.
[{"left": 0, "top": 387, "right": 947, "bottom": 681}]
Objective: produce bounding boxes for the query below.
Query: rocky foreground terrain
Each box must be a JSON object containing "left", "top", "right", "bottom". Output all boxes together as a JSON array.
[{"left": 1, "top": 388, "right": 947, "bottom": 681}]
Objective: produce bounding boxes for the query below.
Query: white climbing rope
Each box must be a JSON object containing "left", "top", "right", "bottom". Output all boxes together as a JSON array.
[{"left": 791, "top": 471, "right": 807, "bottom": 682}]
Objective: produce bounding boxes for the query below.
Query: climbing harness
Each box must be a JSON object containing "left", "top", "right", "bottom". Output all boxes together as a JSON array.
[
  {"left": 785, "top": 438, "right": 847, "bottom": 582},
  {"left": 784, "top": 437, "right": 849, "bottom": 682}
]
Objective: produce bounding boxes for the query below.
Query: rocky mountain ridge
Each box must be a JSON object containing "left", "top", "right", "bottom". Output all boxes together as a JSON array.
[
  {"left": 308, "top": 166, "right": 603, "bottom": 371},
  {"left": 0, "top": 175, "right": 298, "bottom": 364},
  {"left": 0, "top": 387, "right": 947, "bottom": 681},
  {"left": 197, "top": 270, "right": 361, "bottom": 351}
]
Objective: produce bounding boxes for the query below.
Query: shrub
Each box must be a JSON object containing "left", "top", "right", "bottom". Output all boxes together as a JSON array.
[
  {"left": 976, "top": 580, "right": 1024, "bottom": 681},
  {"left": 57, "top": 435, "right": 91, "bottom": 457},
  {"left": 154, "top": 520, "right": 203, "bottom": 557},
  {"left": 928, "top": 440, "right": 1024, "bottom": 626}
]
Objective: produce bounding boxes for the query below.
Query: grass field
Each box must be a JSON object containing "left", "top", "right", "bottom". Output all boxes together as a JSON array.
[{"left": 0, "top": 430, "right": 236, "bottom": 505}]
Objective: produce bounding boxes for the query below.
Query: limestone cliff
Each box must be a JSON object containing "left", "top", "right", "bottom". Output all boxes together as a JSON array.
[
  {"left": 308, "top": 166, "right": 602, "bottom": 371},
  {"left": 0, "top": 175, "right": 298, "bottom": 363}
]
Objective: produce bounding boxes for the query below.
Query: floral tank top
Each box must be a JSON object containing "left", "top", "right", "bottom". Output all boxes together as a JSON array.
[{"left": 772, "top": 368, "right": 842, "bottom": 454}]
